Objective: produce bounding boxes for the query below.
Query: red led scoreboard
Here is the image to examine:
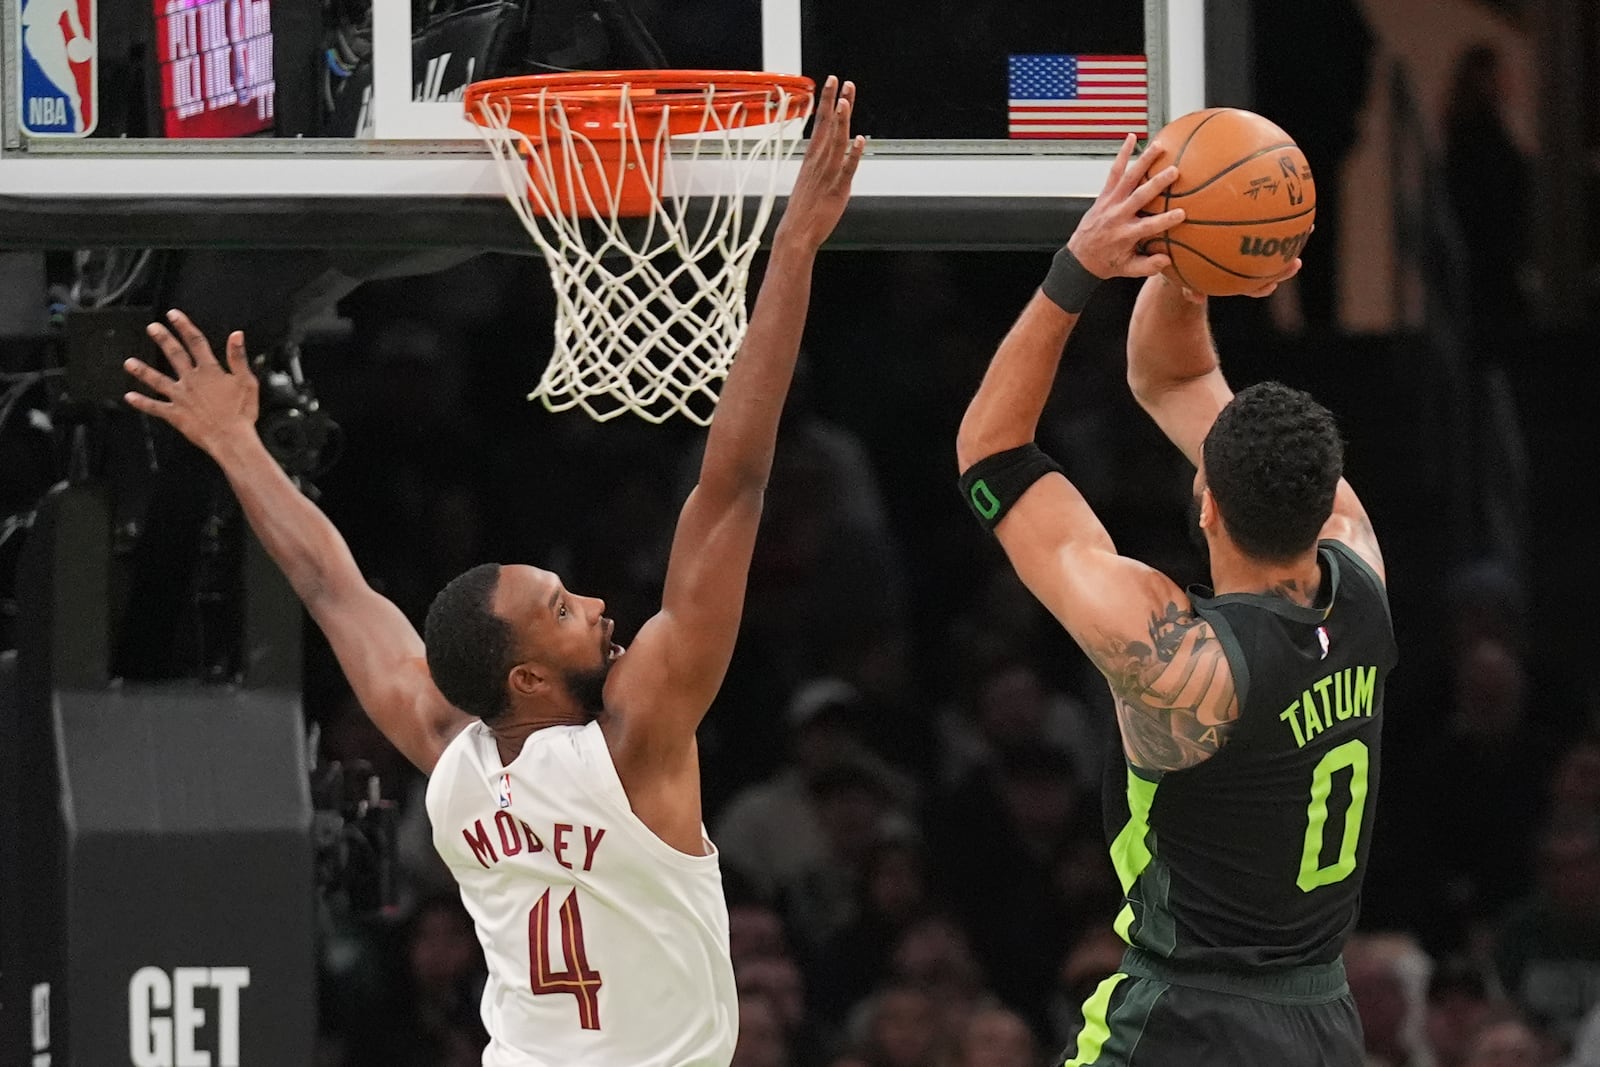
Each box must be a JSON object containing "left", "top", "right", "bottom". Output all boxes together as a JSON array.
[{"left": 155, "top": 0, "right": 275, "bottom": 138}]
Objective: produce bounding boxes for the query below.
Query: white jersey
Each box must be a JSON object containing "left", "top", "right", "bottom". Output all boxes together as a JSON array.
[{"left": 426, "top": 720, "right": 737, "bottom": 1067}]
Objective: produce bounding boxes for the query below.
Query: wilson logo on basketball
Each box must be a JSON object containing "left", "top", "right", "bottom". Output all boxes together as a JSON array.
[{"left": 1239, "top": 230, "right": 1311, "bottom": 262}]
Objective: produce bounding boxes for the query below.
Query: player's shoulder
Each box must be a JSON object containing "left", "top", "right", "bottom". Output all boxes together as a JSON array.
[
  {"left": 1320, "top": 484, "right": 1386, "bottom": 585},
  {"left": 424, "top": 721, "right": 486, "bottom": 805},
  {"left": 1319, "top": 536, "right": 1390, "bottom": 607},
  {"left": 1098, "top": 592, "right": 1244, "bottom": 774},
  {"left": 433, "top": 717, "right": 484, "bottom": 766}
]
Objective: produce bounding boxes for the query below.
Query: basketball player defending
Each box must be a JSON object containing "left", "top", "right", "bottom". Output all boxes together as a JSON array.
[
  {"left": 956, "top": 135, "right": 1396, "bottom": 1066},
  {"left": 123, "top": 77, "right": 864, "bottom": 1067}
]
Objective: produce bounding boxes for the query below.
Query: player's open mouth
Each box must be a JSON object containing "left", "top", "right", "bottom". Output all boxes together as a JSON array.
[{"left": 608, "top": 642, "right": 624, "bottom": 661}]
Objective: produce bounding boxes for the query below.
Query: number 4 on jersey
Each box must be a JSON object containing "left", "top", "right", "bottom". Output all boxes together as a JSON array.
[{"left": 529, "top": 888, "right": 603, "bottom": 1029}]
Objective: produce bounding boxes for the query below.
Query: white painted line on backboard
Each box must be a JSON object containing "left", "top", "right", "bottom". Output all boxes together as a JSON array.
[
  {"left": 371, "top": 3, "right": 481, "bottom": 140},
  {"left": 762, "top": 0, "right": 804, "bottom": 75},
  {"left": 1166, "top": 0, "right": 1206, "bottom": 118},
  {"left": 369, "top": 2, "right": 410, "bottom": 139}
]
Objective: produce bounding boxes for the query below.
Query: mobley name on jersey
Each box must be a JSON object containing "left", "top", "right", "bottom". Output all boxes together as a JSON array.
[{"left": 459, "top": 805, "right": 608, "bottom": 873}]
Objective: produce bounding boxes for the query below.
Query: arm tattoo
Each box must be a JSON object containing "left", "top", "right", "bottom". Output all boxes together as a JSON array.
[{"left": 1089, "top": 601, "right": 1241, "bottom": 772}]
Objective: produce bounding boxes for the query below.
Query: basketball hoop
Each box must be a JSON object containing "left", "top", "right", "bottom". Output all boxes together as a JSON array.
[{"left": 464, "top": 70, "right": 815, "bottom": 425}]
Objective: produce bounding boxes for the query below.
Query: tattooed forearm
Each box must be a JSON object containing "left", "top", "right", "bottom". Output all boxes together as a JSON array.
[{"left": 1089, "top": 601, "right": 1240, "bottom": 772}]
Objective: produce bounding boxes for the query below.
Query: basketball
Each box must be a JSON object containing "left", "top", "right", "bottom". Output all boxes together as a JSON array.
[
  {"left": 66, "top": 37, "right": 94, "bottom": 63},
  {"left": 1141, "top": 108, "right": 1316, "bottom": 297}
]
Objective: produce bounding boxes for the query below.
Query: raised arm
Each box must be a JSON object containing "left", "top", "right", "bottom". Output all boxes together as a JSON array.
[
  {"left": 1126, "top": 269, "right": 1385, "bottom": 581},
  {"left": 955, "top": 139, "right": 1241, "bottom": 773},
  {"left": 608, "top": 77, "right": 863, "bottom": 741},
  {"left": 955, "top": 135, "right": 1181, "bottom": 573},
  {"left": 1124, "top": 274, "right": 1235, "bottom": 468},
  {"left": 125, "top": 313, "right": 471, "bottom": 774}
]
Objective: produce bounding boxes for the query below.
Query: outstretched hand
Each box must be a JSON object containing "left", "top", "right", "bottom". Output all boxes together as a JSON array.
[
  {"left": 1067, "top": 134, "right": 1184, "bottom": 280},
  {"left": 124, "top": 310, "right": 259, "bottom": 455},
  {"left": 773, "top": 76, "right": 865, "bottom": 250}
]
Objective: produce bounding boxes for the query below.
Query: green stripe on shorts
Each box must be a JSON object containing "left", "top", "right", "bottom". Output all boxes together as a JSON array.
[
  {"left": 1064, "top": 973, "right": 1128, "bottom": 1067},
  {"left": 1062, "top": 972, "right": 1169, "bottom": 1067}
]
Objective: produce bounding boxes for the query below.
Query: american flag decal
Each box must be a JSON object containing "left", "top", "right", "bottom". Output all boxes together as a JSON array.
[{"left": 1008, "top": 54, "right": 1149, "bottom": 140}]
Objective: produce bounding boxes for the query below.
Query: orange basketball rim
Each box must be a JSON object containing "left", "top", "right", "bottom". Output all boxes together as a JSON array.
[{"left": 464, "top": 70, "right": 815, "bottom": 218}]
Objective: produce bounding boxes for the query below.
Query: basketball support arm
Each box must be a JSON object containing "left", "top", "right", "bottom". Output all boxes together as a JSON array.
[
  {"left": 956, "top": 291, "right": 1080, "bottom": 466},
  {"left": 1123, "top": 277, "right": 1386, "bottom": 580},
  {"left": 1126, "top": 275, "right": 1232, "bottom": 469}
]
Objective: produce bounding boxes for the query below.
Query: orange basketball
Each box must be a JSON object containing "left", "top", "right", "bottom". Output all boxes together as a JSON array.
[{"left": 1140, "top": 108, "right": 1316, "bottom": 297}]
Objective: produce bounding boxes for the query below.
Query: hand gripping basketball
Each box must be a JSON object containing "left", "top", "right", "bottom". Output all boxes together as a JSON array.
[
  {"left": 1140, "top": 108, "right": 1317, "bottom": 297},
  {"left": 1066, "top": 135, "right": 1185, "bottom": 281},
  {"left": 1166, "top": 255, "right": 1304, "bottom": 304}
]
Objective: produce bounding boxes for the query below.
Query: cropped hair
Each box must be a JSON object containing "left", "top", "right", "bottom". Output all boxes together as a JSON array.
[
  {"left": 424, "top": 563, "right": 514, "bottom": 722},
  {"left": 1202, "top": 381, "right": 1343, "bottom": 562}
]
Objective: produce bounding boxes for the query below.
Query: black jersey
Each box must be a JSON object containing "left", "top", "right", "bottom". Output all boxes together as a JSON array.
[{"left": 1103, "top": 540, "right": 1398, "bottom": 970}]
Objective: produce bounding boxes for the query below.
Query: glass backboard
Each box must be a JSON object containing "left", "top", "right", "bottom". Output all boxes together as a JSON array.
[{"left": 0, "top": 0, "right": 1205, "bottom": 250}]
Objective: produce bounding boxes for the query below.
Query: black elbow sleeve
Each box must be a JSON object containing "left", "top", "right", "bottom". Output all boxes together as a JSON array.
[{"left": 957, "top": 444, "right": 1063, "bottom": 532}]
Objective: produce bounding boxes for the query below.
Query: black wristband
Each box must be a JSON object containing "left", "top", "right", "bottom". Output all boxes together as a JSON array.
[
  {"left": 958, "top": 443, "right": 1064, "bottom": 532},
  {"left": 1040, "top": 245, "right": 1103, "bottom": 314}
]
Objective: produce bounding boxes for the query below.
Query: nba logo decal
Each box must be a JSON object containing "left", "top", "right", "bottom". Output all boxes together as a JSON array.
[
  {"left": 17, "top": 0, "right": 97, "bottom": 136},
  {"left": 1316, "top": 626, "right": 1331, "bottom": 660},
  {"left": 497, "top": 773, "right": 513, "bottom": 809}
]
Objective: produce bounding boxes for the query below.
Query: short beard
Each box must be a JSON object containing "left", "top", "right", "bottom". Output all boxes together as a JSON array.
[{"left": 564, "top": 662, "right": 611, "bottom": 721}]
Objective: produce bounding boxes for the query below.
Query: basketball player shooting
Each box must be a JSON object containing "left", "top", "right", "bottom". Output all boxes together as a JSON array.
[
  {"left": 121, "top": 76, "right": 864, "bottom": 1067},
  {"left": 956, "top": 134, "right": 1397, "bottom": 1066}
]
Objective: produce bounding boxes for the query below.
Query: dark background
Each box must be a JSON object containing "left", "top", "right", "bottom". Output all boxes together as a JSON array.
[{"left": 2, "top": 1, "right": 1598, "bottom": 1066}]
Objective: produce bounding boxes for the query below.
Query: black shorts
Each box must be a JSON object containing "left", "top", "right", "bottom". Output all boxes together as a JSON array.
[{"left": 1057, "top": 948, "right": 1365, "bottom": 1067}]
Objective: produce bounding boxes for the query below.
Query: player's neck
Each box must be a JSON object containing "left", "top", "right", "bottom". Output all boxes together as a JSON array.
[
  {"left": 488, "top": 702, "right": 592, "bottom": 764},
  {"left": 1209, "top": 542, "right": 1323, "bottom": 606}
]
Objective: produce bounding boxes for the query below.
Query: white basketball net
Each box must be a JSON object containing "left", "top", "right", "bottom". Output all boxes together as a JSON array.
[{"left": 473, "top": 82, "right": 812, "bottom": 425}]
